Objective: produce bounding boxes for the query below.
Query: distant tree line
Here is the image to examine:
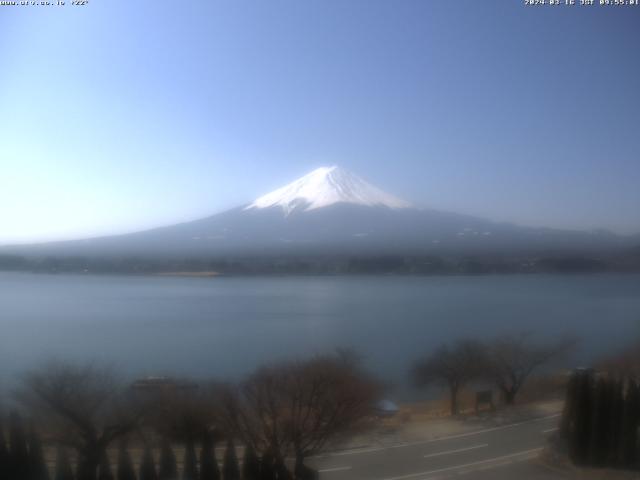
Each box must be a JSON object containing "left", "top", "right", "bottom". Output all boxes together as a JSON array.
[
  {"left": 0, "top": 352, "right": 380, "bottom": 480},
  {"left": 411, "top": 333, "right": 575, "bottom": 415},
  {"left": 0, "top": 252, "right": 637, "bottom": 276}
]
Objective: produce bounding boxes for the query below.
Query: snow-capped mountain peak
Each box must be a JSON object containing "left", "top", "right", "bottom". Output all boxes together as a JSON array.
[{"left": 244, "top": 166, "right": 412, "bottom": 214}]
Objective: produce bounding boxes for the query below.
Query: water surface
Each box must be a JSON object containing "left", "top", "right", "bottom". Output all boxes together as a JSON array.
[{"left": 1, "top": 272, "right": 639, "bottom": 393}]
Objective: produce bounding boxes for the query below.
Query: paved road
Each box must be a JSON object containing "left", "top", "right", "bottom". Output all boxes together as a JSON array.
[{"left": 310, "top": 414, "right": 564, "bottom": 480}]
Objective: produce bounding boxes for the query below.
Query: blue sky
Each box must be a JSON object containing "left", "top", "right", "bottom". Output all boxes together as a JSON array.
[{"left": 1, "top": 0, "right": 639, "bottom": 244}]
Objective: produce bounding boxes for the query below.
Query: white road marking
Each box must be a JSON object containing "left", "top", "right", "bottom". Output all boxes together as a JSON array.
[
  {"left": 417, "top": 414, "right": 561, "bottom": 445},
  {"left": 316, "top": 413, "right": 560, "bottom": 458},
  {"left": 542, "top": 427, "right": 558, "bottom": 433},
  {"left": 382, "top": 447, "right": 543, "bottom": 480},
  {"left": 318, "top": 466, "right": 352, "bottom": 473},
  {"left": 423, "top": 443, "right": 488, "bottom": 459}
]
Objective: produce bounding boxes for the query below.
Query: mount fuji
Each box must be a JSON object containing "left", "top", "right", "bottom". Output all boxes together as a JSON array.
[
  {"left": 245, "top": 166, "right": 411, "bottom": 214},
  {"left": 2, "top": 166, "right": 636, "bottom": 267}
]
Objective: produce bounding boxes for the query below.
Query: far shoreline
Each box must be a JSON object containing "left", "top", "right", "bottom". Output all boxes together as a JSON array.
[
  {"left": 2, "top": 269, "right": 640, "bottom": 280},
  {"left": 153, "top": 271, "right": 221, "bottom": 278}
]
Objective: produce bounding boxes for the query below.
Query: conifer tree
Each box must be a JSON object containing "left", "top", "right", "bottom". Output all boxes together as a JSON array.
[
  {"left": 560, "top": 371, "right": 579, "bottom": 439},
  {"left": 0, "top": 419, "right": 9, "bottom": 480},
  {"left": 259, "top": 449, "right": 276, "bottom": 480},
  {"left": 221, "top": 440, "right": 239, "bottom": 480},
  {"left": 98, "top": 450, "right": 114, "bottom": 480},
  {"left": 9, "top": 411, "right": 30, "bottom": 479},
  {"left": 28, "top": 425, "right": 50, "bottom": 480},
  {"left": 182, "top": 439, "right": 198, "bottom": 480},
  {"left": 77, "top": 457, "right": 96, "bottom": 480},
  {"left": 158, "top": 441, "right": 178, "bottom": 480},
  {"left": 569, "top": 370, "right": 593, "bottom": 465},
  {"left": 607, "top": 378, "right": 625, "bottom": 466},
  {"left": 198, "top": 432, "right": 217, "bottom": 480},
  {"left": 621, "top": 379, "right": 640, "bottom": 468},
  {"left": 273, "top": 455, "right": 291, "bottom": 480},
  {"left": 139, "top": 447, "right": 157, "bottom": 480},
  {"left": 54, "top": 447, "right": 75, "bottom": 480},
  {"left": 241, "top": 444, "right": 260, "bottom": 480},
  {"left": 116, "top": 443, "right": 136, "bottom": 480},
  {"left": 589, "top": 376, "right": 611, "bottom": 466}
]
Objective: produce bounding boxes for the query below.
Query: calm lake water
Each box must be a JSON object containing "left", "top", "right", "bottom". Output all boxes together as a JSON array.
[{"left": 1, "top": 272, "right": 640, "bottom": 394}]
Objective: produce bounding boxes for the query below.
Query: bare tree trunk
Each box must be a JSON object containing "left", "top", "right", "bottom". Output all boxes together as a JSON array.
[
  {"left": 294, "top": 450, "right": 304, "bottom": 476},
  {"left": 450, "top": 384, "right": 459, "bottom": 415},
  {"left": 503, "top": 388, "right": 516, "bottom": 405},
  {"left": 77, "top": 449, "right": 101, "bottom": 480},
  {"left": 294, "top": 451, "right": 318, "bottom": 480}
]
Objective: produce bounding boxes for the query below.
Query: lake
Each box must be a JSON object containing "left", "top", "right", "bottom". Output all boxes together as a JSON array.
[{"left": 1, "top": 272, "right": 639, "bottom": 395}]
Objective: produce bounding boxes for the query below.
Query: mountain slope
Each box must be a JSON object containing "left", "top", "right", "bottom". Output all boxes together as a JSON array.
[{"left": 1, "top": 166, "right": 635, "bottom": 260}]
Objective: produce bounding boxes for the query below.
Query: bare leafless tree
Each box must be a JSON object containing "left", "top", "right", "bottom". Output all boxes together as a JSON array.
[
  {"left": 221, "top": 364, "right": 294, "bottom": 457},
  {"left": 286, "top": 355, "right": 380, "bottom": 468},
  {"left": 140, "top": 382, "right": 225, "bottom": 443},
  {"left": 412, "top": 339, "right": 487, "bottom": 415},
  {"left": 223, "top": 352, "right": 380, "bottom": 472},
  {"left": 484, "top": 333, "right": 575, "bottom": 405},
  {"left": 18, "top": 362, "right": 142, "bottom": 480}
]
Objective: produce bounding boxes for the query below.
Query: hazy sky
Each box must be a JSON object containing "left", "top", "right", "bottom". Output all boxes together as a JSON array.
[{"left": 1, "top": 1, "right": 639, "bottom": 244}]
